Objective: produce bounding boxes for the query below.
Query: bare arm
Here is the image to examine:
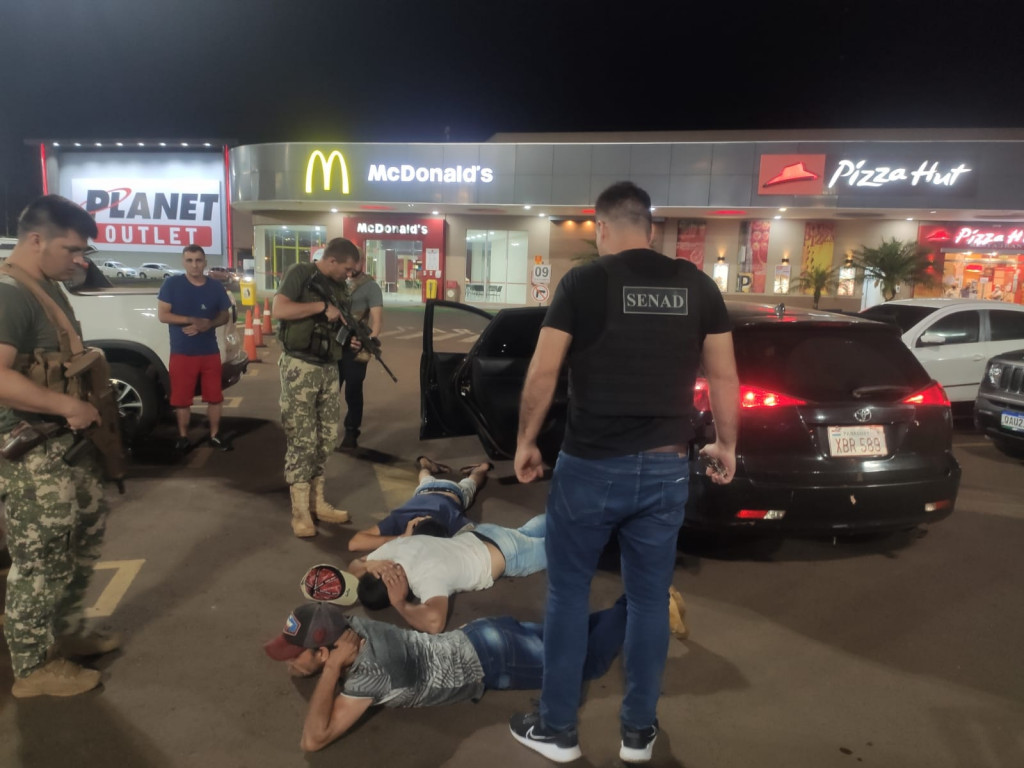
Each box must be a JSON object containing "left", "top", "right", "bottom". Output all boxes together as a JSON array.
[
  {"left": 272, "top": 292, "right": 340, "bottom": 322},
  {"left": 367, "top": 305, "right": 383, "bottom": 337},
  {"left": 514, "top": 327, "right": 572, "bottom": 483},
  {"left": 379, "top": 562, "right": 448, "bottom": 633},
  {"left": 299, "top": 631, "right": 373, "bottom": 752},
  {"left": 348, "top": 525, "right": 397, "bottom": 552},
  {"left": 392, "top": 594, "right": 448, "bottom": 635},
  {"left": 0, "top": 344, "right": 100, "bottom": 429},
  {"left": 698, "top": 331, "right": 740, "bottom": 484}
]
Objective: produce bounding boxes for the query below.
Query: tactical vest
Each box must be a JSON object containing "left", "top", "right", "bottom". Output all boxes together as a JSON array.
[
  {"left": 0, "top": 265, "right": 81, "bottom": 397},
  {"left": 0, "top": 262, "right": 126, "bottom": 484},
  {"left": 279, "top": 264, "right": 346, "bottom": 364},
  {"left": 568, "top": 252, "right": 703, "bottom": 418}
]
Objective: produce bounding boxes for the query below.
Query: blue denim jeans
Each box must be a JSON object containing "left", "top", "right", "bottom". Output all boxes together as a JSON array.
[
  {"left": 461, "top": 595, "right": 628, "bottom": 690},
  {"left": 472, "top": 514, "right": 547, "bottom": 577},
  {"left": 415, "top": 475, "right": 478, "bottom": 509},
  {"left": 540, "top": 451, "right": 688, "bottom": 732}
]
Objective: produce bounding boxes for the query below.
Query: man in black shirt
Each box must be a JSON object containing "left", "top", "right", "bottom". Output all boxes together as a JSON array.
[{"left": 509, "top": 181, "right": 740, "bottom": 764}]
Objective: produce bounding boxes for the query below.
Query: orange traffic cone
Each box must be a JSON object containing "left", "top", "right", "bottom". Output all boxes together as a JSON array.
[
  {"left": 253, "top": 312, "right": 265, "bottom": 347},
  {"left": 262, "top": 297, "right": 273, "bottom": 335},
  {"left": 244, "top": 309, "right": 259, "bottom": 362}
]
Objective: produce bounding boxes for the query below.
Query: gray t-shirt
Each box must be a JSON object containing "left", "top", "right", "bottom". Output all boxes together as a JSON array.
[
  {"left": 340, "top": 616, "right": 485, "bottom": 707},
  {"left": 345, "top": 274, "right": 383, "bottom": 320}
]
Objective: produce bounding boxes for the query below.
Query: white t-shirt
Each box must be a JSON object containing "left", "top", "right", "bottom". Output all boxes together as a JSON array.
[{"left": 367, "top": 533, "right": 493, "bottom": 602}]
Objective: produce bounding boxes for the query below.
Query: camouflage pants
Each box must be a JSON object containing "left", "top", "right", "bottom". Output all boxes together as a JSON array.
[
  {"left": 279, "top": 354, "right": 340, "bottom": 485},
  {"left": 0, "top": 430, "right": 108, "bottom": 678}
]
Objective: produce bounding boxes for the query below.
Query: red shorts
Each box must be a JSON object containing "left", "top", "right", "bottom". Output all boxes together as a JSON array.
[{"left": 169, "top": 353, "right": 224, "bottom": 407}]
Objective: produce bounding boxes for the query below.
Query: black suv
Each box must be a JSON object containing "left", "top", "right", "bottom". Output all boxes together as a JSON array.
[
  {"left": 973, "top": 348, "right": 1024, "bottom": 457},
  {"left": 420, "top": 300, "right": 961, "bottom": 535}
]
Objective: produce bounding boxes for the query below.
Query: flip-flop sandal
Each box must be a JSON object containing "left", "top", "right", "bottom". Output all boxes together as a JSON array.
[
  {"left": 459, "top": 462, "right": 494, "bottom": 476},
  {"left": 416, "top": 456, "right": 452, "bottom": 475}
]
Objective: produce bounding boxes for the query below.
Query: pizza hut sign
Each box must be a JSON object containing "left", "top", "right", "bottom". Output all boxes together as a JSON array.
[{"left": 828, "top": 159, "right": 972, "bottom": 189}]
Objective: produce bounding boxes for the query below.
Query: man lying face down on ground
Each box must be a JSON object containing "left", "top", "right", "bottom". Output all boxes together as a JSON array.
[
  {"left": 348, "top": 457, "right": 492, "bottom": 552},
  {"left": 347, "top": 512, "right": 547, "bottom": 634},
  {"left": 265, "top": 598, "right": 632, "bottom": 752}
]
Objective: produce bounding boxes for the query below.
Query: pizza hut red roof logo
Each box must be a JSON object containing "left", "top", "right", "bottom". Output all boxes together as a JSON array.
[{"left": 758, "top": 155, "right": 827, "bottom": 196}]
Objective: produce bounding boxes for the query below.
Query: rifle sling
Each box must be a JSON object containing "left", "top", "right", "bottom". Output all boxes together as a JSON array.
[{"left": 0, "top": 263, "right": 86, "bottom": 357}]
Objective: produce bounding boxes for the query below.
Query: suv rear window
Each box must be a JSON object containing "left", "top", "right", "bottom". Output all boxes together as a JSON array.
[
  {"left": 859, "top": 304, "right": 937, "bottom": 333},
  {"left": 734, "top": 325, "right": 932, "bottom": 402}
]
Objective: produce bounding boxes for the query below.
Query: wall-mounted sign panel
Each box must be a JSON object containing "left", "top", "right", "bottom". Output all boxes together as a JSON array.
[{"left": 71, "top": 178, "right": 223, "bottom": 254}]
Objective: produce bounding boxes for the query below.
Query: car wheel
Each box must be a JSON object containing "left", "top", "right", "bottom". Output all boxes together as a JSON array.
[
  {"left": 138, "top": 271, "right": 148, "bottom": 279},
  {"left": 108, "top": 362, "right": 159, "bottom": 438},
  {"left": 116, "top": 271, "right": 124, "bottom": 278}
]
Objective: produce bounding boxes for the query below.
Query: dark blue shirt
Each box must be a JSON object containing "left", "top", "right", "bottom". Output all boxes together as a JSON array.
[
  {"left": 158, "top": 274, "right": 231, "bottom": 356},
  {"left": 377, "top": 493, "right": 471, "bottom": 537}
]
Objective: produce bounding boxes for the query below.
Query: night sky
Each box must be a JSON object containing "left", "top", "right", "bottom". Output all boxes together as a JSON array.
[{"left": 2, "top": 0, "right": 1023, "bottom": 232}]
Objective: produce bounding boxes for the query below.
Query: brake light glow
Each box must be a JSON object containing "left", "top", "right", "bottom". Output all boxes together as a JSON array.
[
  {"left": 740, "top": 385, "right": 807, "bottom": 408},
  {"left": 902, "top": 381, "right": 950, "bottom": 406},
  {"left": 693, "top": 377, "right": 710, "bottom": 411},
  {"left": 736, "top": 509, "right": 787, "bottom": 520}
]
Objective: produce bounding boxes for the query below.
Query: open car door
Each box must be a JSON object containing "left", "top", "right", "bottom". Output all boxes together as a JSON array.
[
  {"left": 455, "top": 307, "right": 568, "bottom": 463},
  {"left": 420, "top": 300, "right": 494, "bottom": 441}
]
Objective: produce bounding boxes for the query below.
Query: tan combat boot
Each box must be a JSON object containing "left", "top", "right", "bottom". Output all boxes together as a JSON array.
[
  {"left": 290, "top": 482, "right": 316, "bottom": 538},
  {"left": 11, "top": 658, "right": 102, "bottom": 698},
  {"left": 310, "top": 475, "right": 349, "bottom": 524},
  {"left": 669, "top": 585, "right": 689, "bottom": 640}
]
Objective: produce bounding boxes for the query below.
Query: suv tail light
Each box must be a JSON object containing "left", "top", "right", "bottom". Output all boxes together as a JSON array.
[
  {"left": 692, "top": 379, "right": 809, "bottom": 410},
  {"left": 902, "top": 381, "right": 950, "bottom": 407},
  {"left": 740, "top": 385, "right": 807, "bottom": 409}
]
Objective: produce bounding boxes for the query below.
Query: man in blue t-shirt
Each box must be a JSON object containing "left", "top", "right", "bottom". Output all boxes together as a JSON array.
[
  {"left": 347, "top": 456, "right": 492, "bottom": 552},
  {"left": 157, "top": 245, "right": 232, "bottom": 452}
]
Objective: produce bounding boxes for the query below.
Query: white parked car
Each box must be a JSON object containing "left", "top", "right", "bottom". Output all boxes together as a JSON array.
[
  {"left": 860, "top": 299, "right": 1024, "bottom": 404},
  {"left": 138, "top": 262, "right": 184, "bottom": 279},
  {"left": 99, "top": 260, "right": 139, "bottom": 279}
]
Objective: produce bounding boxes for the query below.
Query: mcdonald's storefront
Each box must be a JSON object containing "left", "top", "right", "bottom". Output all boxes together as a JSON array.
[{"left": 229, "top": 132, "right": 1024, "bottom": 309}]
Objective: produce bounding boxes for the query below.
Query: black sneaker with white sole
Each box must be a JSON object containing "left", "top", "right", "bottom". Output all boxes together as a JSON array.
[
  {"left": 620, "top": 721, "right": 658, "bottom": 763},
  {"left": 509, "top": 712, "right": 582, "bottom": 763}
]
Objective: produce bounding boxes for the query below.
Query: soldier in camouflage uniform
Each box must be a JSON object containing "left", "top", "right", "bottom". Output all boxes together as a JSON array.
[
  {"left": 0, "top": 196, "right": 117, "bottom": 698},
  {"left": 272, "top": 238, "right": 360, "bottom": 537}
]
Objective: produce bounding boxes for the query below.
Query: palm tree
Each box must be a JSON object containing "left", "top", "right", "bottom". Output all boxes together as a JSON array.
[
  {"left": 790, "top": 262, "right": 840, "bottom": 309},
  {"left": 852, "top": 237, "right": 935, "bottom": 301}
]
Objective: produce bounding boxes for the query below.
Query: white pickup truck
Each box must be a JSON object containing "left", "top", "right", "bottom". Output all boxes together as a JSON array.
[{"left": 63, "top": 256, "right": 249, "bottom": 437}]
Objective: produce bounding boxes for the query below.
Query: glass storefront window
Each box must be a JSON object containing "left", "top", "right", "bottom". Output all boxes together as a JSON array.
[
  {"left": 939, "top": 252, "right": 1024, "bottom": 303},
  {"left": 254, "top": 225, "right": 327, "bottom": 292},
  {"left": 465, "top": 229, "right": 528, "bottom": 303},
  {"left": 364, "top": 238, "right": 424, "bottom": 304}
]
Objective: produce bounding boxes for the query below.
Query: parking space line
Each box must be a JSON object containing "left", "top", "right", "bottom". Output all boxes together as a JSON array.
[
  {"left": 191, "top": 396, "right": 243, "bottom": 410},
  {"left": 83, "top": 559, "right": 145, "bottom": 618}
]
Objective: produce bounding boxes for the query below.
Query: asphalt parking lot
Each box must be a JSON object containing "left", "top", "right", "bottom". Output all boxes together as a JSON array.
[{"left": 1, "top": 304, "right": 1023, "bottom": 768}]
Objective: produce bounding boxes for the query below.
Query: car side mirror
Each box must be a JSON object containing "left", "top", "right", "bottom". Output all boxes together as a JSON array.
[{"left": 918, "top": 332, "right": 946, "bottom": 346}]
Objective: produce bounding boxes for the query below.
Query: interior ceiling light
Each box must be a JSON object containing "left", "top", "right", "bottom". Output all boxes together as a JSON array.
[
  {"left": 779, "top": 207, "right": 787, "bottom": 212},
  {"left": 774, "top": 215, "right": 782, "bottom": 219},
  {"left": 52, "top": 142, "right": 60, "bottom": 147},
  {"left": 524, "top": 205, "right": 532, "bottom": 210},
  {"left": 330, "top": 208, "right": 338, "bottom": 213},
  {"left": 432, "top": 210, "right": 439, "bottom": 215}
]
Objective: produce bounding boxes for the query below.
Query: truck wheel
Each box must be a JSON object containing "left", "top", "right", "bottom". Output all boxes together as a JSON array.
[
  {"left": 116, "top": 271, "right": 124, "bottom": 278},
  {"left": 109, "top": 363, "right": 159, "bottom": 438}
]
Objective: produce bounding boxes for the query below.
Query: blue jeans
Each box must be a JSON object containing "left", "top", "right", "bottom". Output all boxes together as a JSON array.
[
  {"left": 415, "top": 475, "right": 479, "bottom": 510},
  {"left": 461, "top": 595, "right": 628, "bottom": 690},
  {"left": 540, "top": 450, "right": 688, "bottom": 732},
  {"left": 472, "top": 514, "right": 547, "bottom": 577}
]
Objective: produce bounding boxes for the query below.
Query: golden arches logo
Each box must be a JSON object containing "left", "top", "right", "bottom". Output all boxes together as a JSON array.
[{"left": 305, "top": 150, "right": 350, "bottom": 195}]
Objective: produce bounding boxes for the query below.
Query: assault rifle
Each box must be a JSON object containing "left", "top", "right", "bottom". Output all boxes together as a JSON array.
[{"left": 306, "top": 275, "right": 398, "bottom": 383}]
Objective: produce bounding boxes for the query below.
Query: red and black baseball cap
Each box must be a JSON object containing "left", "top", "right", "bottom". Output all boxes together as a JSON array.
[
  {"left": 300, "top": 563, "right": 359, "bottom": 606},
  {"left": 263, "top": 602, "right": 350, "bottom": 661}
]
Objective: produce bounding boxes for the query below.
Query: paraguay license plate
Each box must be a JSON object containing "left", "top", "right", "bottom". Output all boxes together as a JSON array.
[
  {"left": 827, "top": 425, "right": 887, "bottom": 457},
  {"left": 1000, "top": 410, "right": 1024, "bottom": 433}
]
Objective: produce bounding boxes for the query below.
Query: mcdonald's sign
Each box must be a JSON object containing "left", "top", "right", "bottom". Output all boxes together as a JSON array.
[{"left": 305, "top": 149, "right": 350, "bottom": 195}]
